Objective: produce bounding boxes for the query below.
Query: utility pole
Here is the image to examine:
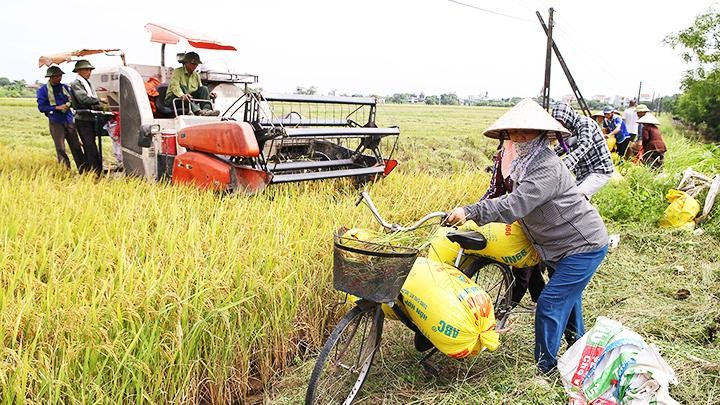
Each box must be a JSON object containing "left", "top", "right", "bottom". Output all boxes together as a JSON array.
[
  {"left": 541, "top": 8, "right": 554, "bottom": 110},
  {"left": 537, "top": 10, "right": 591, "bottom": 116},
  {"left": 636, "top": 81, "right": 642, "bottom": 104}
]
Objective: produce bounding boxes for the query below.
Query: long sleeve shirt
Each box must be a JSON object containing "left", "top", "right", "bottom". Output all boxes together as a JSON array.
[
  {"left": 641, "top": 125, "right": 667, "bottom": 153},
  {"left": 165, "top": 67, "right": 202, "bottom": 100},
  {"left": 552, "top": 103, "right": 614, "bottom": 183},
  {"left": 70, "top": 77, "right": 102, "bottom": 121},
  {"left": 464, "top": 147, "right": 608, "bottom": 267},
  {"left": 36, "top": 83, "right": 74, "bottom": 124}
]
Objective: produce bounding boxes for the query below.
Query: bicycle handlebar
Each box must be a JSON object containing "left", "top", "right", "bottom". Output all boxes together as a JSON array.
[{"left": 355, "top": 192, "right": 447, "bottom": 232}]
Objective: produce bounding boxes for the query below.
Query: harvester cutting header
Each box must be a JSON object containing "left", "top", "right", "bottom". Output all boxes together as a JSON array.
[{"left": 39, "top": 23, "right": 400, "bottom": 194}]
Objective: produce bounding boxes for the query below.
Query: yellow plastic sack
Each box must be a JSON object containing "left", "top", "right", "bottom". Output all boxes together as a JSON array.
[
  {"left": 400, "top": 257, "right": 499, "bottom": 358},
  {"left": 428, "top": 221, "right": 540, "bottom": 268},
  {"left": 606, "top": 136, "right": 617, "bottom": 152},
  {"left": 659, "top": 189, "right": 700, "bottom": 230}
]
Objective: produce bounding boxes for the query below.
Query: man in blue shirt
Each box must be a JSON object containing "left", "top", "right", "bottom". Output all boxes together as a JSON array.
[
  {"left": 36, "top": 66, "right": 84, "bottom": 171},
  {"left": 602, "top": 106, "right": 630, "bottom": 157}
]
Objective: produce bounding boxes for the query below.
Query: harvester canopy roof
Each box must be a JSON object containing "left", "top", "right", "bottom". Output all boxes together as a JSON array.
[
  {"left": 38, "top": 49, "right": 124, "bottom": 68},
  {"left": 483, "top": 98, "right": 571, "bottom": 139},
  {"left": 145, "top": 23, "right": 237, "bottom": 51}
]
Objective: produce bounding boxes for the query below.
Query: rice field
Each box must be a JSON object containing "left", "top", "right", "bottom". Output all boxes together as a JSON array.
[{"left": 1, "top": 98, "right": 719, "bottom": 404}]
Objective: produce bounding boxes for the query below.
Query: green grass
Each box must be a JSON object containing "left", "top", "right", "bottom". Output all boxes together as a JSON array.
[{"left": 0, "top": 98, "right": 718, "bottom": 403}]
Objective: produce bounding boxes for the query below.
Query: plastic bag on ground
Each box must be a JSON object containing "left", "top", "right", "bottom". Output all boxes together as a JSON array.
[
  {"left": 399, "top": 257, "right": 499, "bottom": 358},
  {"left": 558, "top": 316, "right": 679, "bottom": 405},
  {"left": 658, "top": 189, "right": 700, "bottom": 230},
  {"left": 428, "top": 221, "right": 540, "bottom": 268}
]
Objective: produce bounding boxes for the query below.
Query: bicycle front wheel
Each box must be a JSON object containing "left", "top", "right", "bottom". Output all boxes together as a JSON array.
[
  {"left": 468, "top": 259, "right": 513, "bottom": 326},
  {"left": 305, "top": 301, "right": 384, "bottom": 404}
]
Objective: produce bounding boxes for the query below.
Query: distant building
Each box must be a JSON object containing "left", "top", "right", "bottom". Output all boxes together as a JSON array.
[
  {"left": 613, "top": 95, "right": 631, "bottom": 108},
  {"left": 562, "top": 94, "right": 576, "bottom": 104},
  {"left": 591, "top": 94, "right": 612, "bottom": 104},
  {"left": 639, "top": 93, "right": 652, "bottom": 102}
]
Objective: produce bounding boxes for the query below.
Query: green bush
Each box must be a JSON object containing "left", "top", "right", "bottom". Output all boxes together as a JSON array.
[{"left": 594, "top": 165, "right": 675, "bottom": 225}]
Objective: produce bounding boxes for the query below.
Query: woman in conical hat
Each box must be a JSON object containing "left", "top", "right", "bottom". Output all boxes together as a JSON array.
[
  {"left": 446, "top": 98, "right": 609, "bottom": 375},
  {"left": 636, "top": 113, "right": 666, "bottom": 169}
]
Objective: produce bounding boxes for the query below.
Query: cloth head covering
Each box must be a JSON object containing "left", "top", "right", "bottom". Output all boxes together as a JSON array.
[{"left": 508, "top": 135, "right": 550, "bottom": 182}]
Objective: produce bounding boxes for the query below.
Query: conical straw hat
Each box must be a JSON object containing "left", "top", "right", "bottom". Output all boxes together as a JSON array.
[
  {"left": 483, "top": 98, "right": 571, "bottom": 139},
  {"left": 637, "top": 112, "right": 660, "bottom": 125}
]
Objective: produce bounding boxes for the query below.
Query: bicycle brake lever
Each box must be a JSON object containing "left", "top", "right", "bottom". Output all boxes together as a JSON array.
[{"left": 439, "top": 214, "right": 455, "bottom": 228}]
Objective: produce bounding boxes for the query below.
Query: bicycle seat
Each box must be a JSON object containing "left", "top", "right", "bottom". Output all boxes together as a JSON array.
[{"left": 446, "top": 230, "right": 487, "bottom": 251}]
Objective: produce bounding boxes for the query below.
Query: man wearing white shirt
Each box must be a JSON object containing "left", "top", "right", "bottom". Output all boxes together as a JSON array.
[
  {"left": 622, "top": 100, "right": 639, "bottom": 148},
  {"left": 70, "top": 60, "right": 103, "bottom": 175}
]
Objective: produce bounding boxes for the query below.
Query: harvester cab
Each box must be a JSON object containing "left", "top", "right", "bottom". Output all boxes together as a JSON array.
[{"left": 39, "top": 23, "right": 400, "bottom": 194}]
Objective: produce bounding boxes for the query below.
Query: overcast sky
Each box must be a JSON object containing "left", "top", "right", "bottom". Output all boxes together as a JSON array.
[{"left": 3, "top": 0, "right": 717, "bottom": 100}]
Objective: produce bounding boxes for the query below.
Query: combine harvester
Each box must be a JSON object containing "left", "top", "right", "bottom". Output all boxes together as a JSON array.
[{"left": 39, "top": 23, "right": 400, "bottom": 194}]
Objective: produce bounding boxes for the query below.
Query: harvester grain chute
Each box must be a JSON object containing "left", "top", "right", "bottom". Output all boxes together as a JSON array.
[{"left": 39, "top": 23, "right": 401, "bottom": 194}]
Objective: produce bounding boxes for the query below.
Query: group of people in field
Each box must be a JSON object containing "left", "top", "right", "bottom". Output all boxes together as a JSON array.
[
  {"left": 35, "top": 60, "right": 658, "bottom": 377},
  {"left": 36, "top": 51, "right": 219, "bottom": 175},
  {"left": 446, "top": 97, "right": 667, "bottom": 377},
  {"left": 593, "top": 100, "right": 668, "bottom": 169},
  {"left": 36, "top": 61, "right": 106, "bottom": 175}
]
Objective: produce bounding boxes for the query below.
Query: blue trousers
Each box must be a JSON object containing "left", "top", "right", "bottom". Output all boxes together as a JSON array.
[{"left": 535, "top": 245, "right": 608, "bottom": 373}]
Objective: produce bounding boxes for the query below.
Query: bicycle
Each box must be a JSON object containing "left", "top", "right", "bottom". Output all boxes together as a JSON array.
[{"left": 304, "top": 192, "right": 517, "bottom": 404}]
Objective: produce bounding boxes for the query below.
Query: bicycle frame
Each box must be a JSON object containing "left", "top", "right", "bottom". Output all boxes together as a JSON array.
[{"left": 354, "top": 192, "right": 516, "bottom": 325}]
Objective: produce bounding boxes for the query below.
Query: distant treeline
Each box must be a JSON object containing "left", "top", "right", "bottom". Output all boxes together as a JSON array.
[
  {"left": 664, "top": 10, "right": 720, "bottom": 140},
  {"left": 0, "top": 78, "right": 36, "bottom": 98}
]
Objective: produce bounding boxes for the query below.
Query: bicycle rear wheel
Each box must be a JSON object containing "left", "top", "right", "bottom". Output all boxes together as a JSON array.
[
  {"left": 305, "top": 301, "right": 384, "bottom": 404},
  {"left": 467, "top": 259, "right": 513, "bottom": 327}
]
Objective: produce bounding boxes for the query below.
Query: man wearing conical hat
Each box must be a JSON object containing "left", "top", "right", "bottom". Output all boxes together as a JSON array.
[
  {"left": 446, "top": 98, "right": 609, "bottom": 376},
  {"left": 636, "top": 113, "right": 666, "bottom": 169},
  {"left": 552, "top": 103, "right": 615, "bottom": 199},
  {"left": 36, "top": 65, "right": 85, "bottom": 171},
  {"left": 70, "top": 59, "right": 103, "bottom": 175}
]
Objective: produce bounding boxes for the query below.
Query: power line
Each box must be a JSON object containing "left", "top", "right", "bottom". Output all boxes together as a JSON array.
[
  {"left": 447, "top": 0, "right": 534, "bottom": 23},
  {"left": 551, "top": 15, "right": 619, "bottom": 82}
]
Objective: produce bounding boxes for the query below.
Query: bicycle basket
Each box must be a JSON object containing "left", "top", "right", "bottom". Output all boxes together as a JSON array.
[{"left": 333, "top": 229, "right": 419, "bottom": 303}]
